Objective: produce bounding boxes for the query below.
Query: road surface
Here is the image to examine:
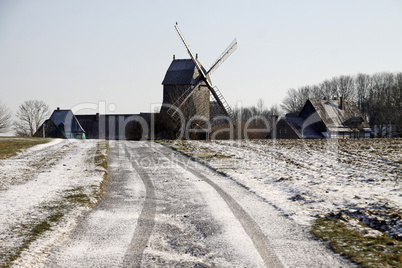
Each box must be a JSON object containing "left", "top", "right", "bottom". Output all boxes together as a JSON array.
[{"left": 44, "top": 141, "right": 352, "bottom": 267}]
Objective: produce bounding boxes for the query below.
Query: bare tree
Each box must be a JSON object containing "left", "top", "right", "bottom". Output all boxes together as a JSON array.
[
  {"left": 14, "top": 100, "right": 49, "bottom": 137},
  {"left": 395, "top": 73, "right": 402, "bottom": 136},
  {"left": 355, "top": 73, "right": 371, "bottom": 119},
  {"left": 0, "top": 100, "right": 12, "bottom": 133},
  {"left": 281, "top": 88, "right": 304, "bottom": 114},
  {"left": 337, "top": 75, "right": 356, "bottom": 101},
  {"left": 319, "top": 79, "right": 333, "bottom": 98}
]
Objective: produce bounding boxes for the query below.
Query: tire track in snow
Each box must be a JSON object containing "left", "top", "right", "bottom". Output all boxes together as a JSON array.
[
  {"left": 152, "top": 144, "right": 284, "bottom": 268},
  {"left": 122, "top": 141, "right": 268, "bottom": 267},
  {"left": 122, "top": 146, "right": 156, "bottom": 267},
  {"left": 43, "top": 141, "right": 145, "bottom": 267}
]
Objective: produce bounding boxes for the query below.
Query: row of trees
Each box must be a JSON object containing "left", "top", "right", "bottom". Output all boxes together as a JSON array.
[
  {"left": 211, "top": 99, "right": 279, "bottom": 139},
  {"left": 0, "top": 100, "right": 49, "bottom": 136},
  {"left": 281, "top": 72, "right": 402, "bottom": 137}
]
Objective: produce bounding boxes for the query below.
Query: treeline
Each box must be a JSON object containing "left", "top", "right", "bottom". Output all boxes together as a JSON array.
[
  {"left": 233, "top": 99, "right": 279, "bottom": 124},
  {"left": 0, "top": 100, "right": 49, "bottom": 136},
  {"left": 281, "top": 72, "right": 402, "bottom": 137}
]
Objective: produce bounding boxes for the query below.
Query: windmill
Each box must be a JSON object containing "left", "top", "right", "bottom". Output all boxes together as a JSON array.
[{"left": 161, "top": 23, "right": 237, "bottom": 125}]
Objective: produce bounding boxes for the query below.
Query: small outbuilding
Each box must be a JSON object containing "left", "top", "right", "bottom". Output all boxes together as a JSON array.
[{"left": 34, "top": 108, "right": 86, "bottom": 139}]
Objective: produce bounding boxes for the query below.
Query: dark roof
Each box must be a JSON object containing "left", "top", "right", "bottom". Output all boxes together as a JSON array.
[
  {"left": 283, "top": 117, "right": 323, "bottom": 138},
  {"left": 162, "top": 59, "right": 208, "bottom": 85},
  {"left": 49, "top": 110, "right": 85, "bottom": 134}
]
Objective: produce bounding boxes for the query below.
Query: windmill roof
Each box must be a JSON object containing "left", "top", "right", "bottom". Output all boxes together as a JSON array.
[{"left": 162, "top": 59, "right": 207, "bottom": 85}]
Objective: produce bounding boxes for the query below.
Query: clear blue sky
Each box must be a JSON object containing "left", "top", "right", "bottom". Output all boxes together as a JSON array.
[{"left": 1, "top": 0, "right": 401, "bottom": 117}]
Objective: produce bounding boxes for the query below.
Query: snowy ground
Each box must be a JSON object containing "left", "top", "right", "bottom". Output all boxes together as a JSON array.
[
  {"left": 163, "top": 139, "right": 401, "bottom": 240},
  {"left": 0, "top": 139, "right": 107, "bottom": 267},
  {"left": 1, "top": 138, "right": 399, "bottom": 267},
  {"left": 39, "top": 141, "right": 353, "bottom": 267}
]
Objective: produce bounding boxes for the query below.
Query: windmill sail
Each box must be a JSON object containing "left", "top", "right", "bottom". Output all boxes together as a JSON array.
[
  {"left": 165, "top": 81, "right": 203, "bottom": 122},
  {"left": 207, "top": 39, "right": 237, "bottom": 76},
  {"left": 174, "top": 24, "right": 206, "bottom": 79}
]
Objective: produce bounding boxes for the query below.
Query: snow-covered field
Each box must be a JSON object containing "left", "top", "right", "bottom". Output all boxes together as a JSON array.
[
  {"left": 164, "top": 139, "right": 401, "bottom": 240},
  {"left": 0, "top": 139, "right": 107, "bottom": 267},
  {"left": 1, "top": 137, "right": 400, "bottom": 266}
]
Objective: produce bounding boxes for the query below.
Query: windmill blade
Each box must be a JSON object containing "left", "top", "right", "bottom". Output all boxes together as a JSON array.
[
  {"left": 165, "top": 81, "right": 203, "bottom": 121},
  {"left": 174, "top": 24, "right": 207, "bottom": 80},
  {"left": 207, "top": 38, "right": 237, "bottom": 76}
]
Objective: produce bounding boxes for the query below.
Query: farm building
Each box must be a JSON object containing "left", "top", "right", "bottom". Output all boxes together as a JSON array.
[
  {"left": 275, "top": 97, "right": 372, "bottom": 139},
  {"left": 75, "top": 113, "right": 151, "bottom": 140},
  {"left": 35, "top": 106, "right": 182, "bottom": 140},
  {"left": 35, "top": 109, "right": 157, "bottom": 140},
  {"left": 35, "top": 108, "right": 86, "bottom": 139}
]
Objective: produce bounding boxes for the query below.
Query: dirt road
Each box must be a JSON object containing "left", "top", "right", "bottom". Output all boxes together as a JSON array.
[{"left": 44, "top": 141, "right": 352, "bottom": 267}]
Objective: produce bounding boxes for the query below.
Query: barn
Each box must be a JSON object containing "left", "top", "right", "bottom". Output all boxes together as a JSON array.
[{"left": 275, "top": 97, "right": 372, "bottom": 139}]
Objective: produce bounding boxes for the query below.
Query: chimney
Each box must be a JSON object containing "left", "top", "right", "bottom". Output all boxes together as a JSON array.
[
  {"left": 340, "top": 97, "right": 345, "bottom": 110},
  {"left": 57, "top": 107, "right": 60, "bottom": 111},
  {"left": 173, "top": 54, "right": 175, "bottom": 60},
  {"left": 96, "top": 113, "right": 100, "bottom": 120},
  {"left": 196, "top": 53, "right": 198, "bottom": 60}
]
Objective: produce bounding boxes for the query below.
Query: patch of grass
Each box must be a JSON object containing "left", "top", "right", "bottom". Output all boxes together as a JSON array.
[
  {"left": 1, "top": 207, "right": 65, "bottom": 267},
  {"left": 311, "top": 217, "right": 402, "bottom": 267},
  {"left": 94, "top": 140, "right": 108, "bottom": 171},
  {"left": 93, "top": 140, "right": 108, "bottom": 202},
  {"left": 65, "top": 187, "right": 91, "bottom": 205},
  {"left": 0, "top": 137, "right": 51, "bottom": 160}
]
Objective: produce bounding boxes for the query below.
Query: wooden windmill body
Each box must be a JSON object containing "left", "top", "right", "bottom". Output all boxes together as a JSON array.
[{"left": 161, "top": 58, "right": 210, "bottom": 121}]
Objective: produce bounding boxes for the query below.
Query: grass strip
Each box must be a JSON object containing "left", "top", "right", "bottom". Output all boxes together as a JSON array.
[
  {"left": 0, "top": 140, "right": 109, "bottom": 268},
  {"left": 93, "top": 140, "right": 108, "bottom": 201},
  {"left": 0, "top": 137, "right": 51, "bottom": 160},
  {"left": 1, "top": 206, "right": 65, "bottom": 267},
  {"left": 311, "top": 217, "right": 402, "bottom": 267}
]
